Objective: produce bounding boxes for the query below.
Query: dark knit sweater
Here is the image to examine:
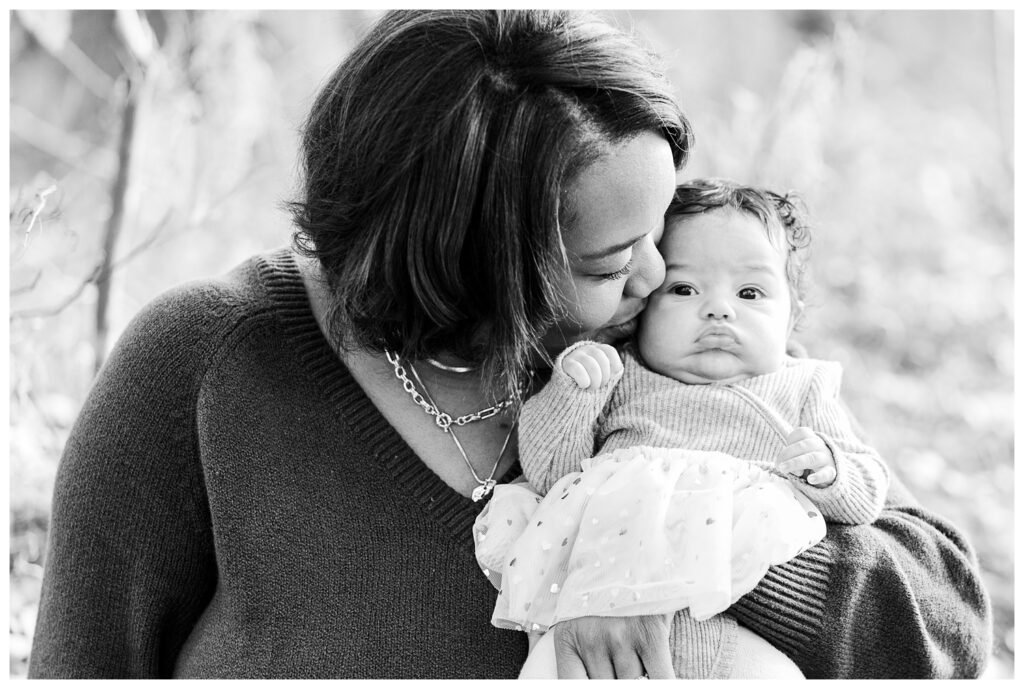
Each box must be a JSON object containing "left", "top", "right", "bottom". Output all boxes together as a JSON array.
[{"left": 29, "top": 249, "right": 992, "bottom": 678}]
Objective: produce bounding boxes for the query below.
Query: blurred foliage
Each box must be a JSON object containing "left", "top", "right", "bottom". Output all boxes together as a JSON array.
[{"left": 7, "top": 9, "right": 1013, "bottom": 679}]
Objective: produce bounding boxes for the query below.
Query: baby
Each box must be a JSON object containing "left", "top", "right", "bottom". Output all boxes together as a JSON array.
[{"left": 474, "top": 178, "right": 890, "bottom": 678}]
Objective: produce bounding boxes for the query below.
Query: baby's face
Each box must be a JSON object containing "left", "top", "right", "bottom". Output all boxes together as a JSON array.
[{"left": 637, "top": 208, "right": 792, "bottom": 384}]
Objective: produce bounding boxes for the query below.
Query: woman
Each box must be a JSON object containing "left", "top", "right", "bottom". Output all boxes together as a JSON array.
[{"left": 29, "top": 10, "right": 990, "bottom": 679}]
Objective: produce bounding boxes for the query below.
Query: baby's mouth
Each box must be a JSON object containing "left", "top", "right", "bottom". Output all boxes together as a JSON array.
[{"left": 695, "top": 329, "right": 739, "bottom": 349}]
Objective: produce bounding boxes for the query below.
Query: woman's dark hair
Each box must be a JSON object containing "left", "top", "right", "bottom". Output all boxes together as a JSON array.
[
  {"left": 667, "top": 178, "right": 813, "bottom": 330},
  {"left": 290, "top": 10, "right": 692, "bottom": 402}
]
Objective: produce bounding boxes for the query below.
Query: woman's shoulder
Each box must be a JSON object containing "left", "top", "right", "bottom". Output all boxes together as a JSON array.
[
  {"left": 114, "top": 247, "right": 303, "bottom": 367},
  {"left": 141, "top": 247, "right": 295, "bottom": 321}
]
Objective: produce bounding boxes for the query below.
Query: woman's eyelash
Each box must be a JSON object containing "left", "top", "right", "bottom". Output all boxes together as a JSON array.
[{"left": 599, "top": 260, "right": 632, "bottom": 281}]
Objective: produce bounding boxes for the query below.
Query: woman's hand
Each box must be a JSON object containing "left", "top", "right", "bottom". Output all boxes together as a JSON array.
[{"left": 551, "top": 614, "right": 675, "bottom": 679}]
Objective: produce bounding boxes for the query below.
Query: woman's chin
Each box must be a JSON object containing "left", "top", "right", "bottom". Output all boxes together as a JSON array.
[
  {"left": 542, "top": 318, "right": 638, "bottom": 353},
  {"left": 593, "top": 317, "right": 639, "bottom": 345}
]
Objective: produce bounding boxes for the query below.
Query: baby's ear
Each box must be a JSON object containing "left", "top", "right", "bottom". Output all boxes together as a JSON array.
[{"left": 786, "top": 338, "right": 808, "bottom": 358}]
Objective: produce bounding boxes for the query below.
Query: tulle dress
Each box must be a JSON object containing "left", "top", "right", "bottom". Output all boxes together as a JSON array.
[{"left": 473, "top": 445, "right": 826, "bottom": 633}]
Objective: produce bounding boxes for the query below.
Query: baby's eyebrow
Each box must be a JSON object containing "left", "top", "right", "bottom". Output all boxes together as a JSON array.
[{"left": 739, "top": 263, "right": 780, "bottom": 275}]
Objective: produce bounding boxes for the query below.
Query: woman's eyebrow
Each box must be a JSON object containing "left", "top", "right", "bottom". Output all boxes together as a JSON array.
[
  {"left": 576, "top": 232, "right": 648, "bottom": 261},
  {"left": 665, "top": 263, "right": 778, "bottom": 273}
]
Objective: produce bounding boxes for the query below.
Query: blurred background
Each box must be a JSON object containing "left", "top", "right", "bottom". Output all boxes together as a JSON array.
[{"left": 7, "top": 9, "right": 1013, "bottom": 678}]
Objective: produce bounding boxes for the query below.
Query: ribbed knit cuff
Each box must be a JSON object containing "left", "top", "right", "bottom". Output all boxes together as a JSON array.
[
  {"left": 791, "top": 434, "right": 884, "bottom": 525},
  {"left": 729, "top": 539, "right": 831, "bottom": 663},
  {"left": 668, "top": 610, "right": 738, "bottom": 679}
]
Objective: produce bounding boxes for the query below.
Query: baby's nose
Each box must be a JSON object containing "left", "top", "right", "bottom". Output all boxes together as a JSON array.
[{"left": 703, "top": 298, "right": 735, "bottom": 320}]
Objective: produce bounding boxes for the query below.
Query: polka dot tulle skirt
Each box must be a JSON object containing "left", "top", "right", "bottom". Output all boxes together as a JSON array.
[{"left": 473, "top": 446, "right": 826, "bottom": 633}]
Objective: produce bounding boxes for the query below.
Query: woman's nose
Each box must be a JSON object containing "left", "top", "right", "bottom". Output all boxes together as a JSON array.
[{"left": 623, "top": 233, "right": 666, "bottom": 299}]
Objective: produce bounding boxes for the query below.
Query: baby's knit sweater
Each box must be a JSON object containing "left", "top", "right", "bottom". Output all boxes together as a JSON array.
[{"left": 520, "top": 343, "right": 889, "bottom": 525}]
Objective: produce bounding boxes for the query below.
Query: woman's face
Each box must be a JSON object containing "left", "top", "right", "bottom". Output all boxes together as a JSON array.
[{"left": 541, "top": 131, "right": 677, "bottom": 355}]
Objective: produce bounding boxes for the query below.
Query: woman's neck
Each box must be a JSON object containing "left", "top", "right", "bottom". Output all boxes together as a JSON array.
[{"left": 296, "top": 254, "right": 494, "bottom": 402}]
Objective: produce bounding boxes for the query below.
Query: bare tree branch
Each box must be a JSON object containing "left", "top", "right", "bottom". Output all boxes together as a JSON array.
[
  {"left": 59, "top": 35, "right": 118, "bottom": 99},
  {"left": 10, "top": 104, "right": 117, "bottom": 179},
  {"left": 15, "top": 10, "right": 116, "bottom": 99},
  {"left": 93, "top": 76, "right": 140, "bottom": 373},
  {"left": 11, "top": 184, "right": 59, "bottom": 262},
  {"left": 10, "top": 271, "right": 43, "bottom": 296},
  {"left": 9, "top": 208, "right": 177, "bottom": 321},
  {"left": 92, "top": 10, "right": 160, "bottom": 373},
  {"left": 11, "top": 264, "right": 103, "bottom": 321},
  {"left": 8, "top": 154, "right": 273, "bottom": 323}
]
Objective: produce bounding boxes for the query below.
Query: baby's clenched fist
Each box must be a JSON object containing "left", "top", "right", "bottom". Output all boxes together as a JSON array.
[
  {"left": 562, "top": 344, "right": 623, "bottom": 389},
  {"left": 777, "top": 427, "right": 837, "bottom": 487}
]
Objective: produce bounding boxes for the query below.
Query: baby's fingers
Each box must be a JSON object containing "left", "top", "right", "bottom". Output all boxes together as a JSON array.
[
  {"left": 563, "top": 357, "right": 596, "bottom": 388},
  {"left": 562, "top": 344, "right": 621, "bottom": 389},
  {"left": 806, "top": 465, "right": 837, "bottom": 487},
  {"left": 594, "top": 344, "right": 624, "bottom": 378},
  {"left": 777, "top": 428, "right": 827, "bottom": 464},
  {"left": 777, "top": 451, "right": 830, "bottom": 477}
]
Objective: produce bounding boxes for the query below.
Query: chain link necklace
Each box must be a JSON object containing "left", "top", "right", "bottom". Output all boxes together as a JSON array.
[{"left": 385, "top": 348, "right": 517, "bottom": 501}]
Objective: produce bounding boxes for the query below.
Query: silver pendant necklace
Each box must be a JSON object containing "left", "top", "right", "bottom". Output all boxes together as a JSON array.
[
  {"left": 385, "top": 349, "right": 517, "bottom": 501},
  {"left": 425, "top": 357, "right": 477, "bottom": 374}
]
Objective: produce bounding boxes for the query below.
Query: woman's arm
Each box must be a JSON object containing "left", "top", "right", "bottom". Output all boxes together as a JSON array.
[
  {"left": 28, "top": 287, "right": 220, "bottom": 678},
  {"left": 730, "top": 474, "right": 992, "bottom": 678}
]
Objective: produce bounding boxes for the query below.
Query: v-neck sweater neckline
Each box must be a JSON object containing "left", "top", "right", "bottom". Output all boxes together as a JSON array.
[{"left": 256, "top": 247, "right": 522, "bottom": 552}]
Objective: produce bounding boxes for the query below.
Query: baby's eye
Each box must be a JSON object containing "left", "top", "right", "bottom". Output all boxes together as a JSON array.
[
  {"left": 671, "top": 284, "right": 697, "bottom": 296},
  {"left": 738, "top": 287, "right": 765, "bottom": 300}
]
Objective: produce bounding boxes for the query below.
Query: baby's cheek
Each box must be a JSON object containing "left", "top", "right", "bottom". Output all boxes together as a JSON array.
[{"left": 635, "top": 334, "right": 674, "bottom": 377}]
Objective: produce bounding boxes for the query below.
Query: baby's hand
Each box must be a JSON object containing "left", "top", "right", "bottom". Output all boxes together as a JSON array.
[
  {"left": 561, "top": 343, "right": 623, "bottom": 389},
  {"left": 777, "top": 427, "right": 837, "bottom": 487}
]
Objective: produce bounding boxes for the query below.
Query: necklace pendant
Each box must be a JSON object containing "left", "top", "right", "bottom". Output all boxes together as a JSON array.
[{"left": 472, "top": 479, "right": 497, "bottom": 502}]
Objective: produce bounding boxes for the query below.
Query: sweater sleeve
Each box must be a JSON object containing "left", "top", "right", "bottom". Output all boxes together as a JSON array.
[
  {"left": 28, "top": 286, "right": 221, "bottom": 678},
  {"left": 730, "top": 470, "right": 992, "bottom": 678},
  {"left": 789, "top": 362, "right": 890, "bottom": 524},
  {"left": 519, "top": 341, "right": 623, "bottom": 495}
]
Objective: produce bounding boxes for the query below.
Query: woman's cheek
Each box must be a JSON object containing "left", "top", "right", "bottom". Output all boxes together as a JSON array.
[
  {"left": 544, "top": 282, "right": 621, "bottom": 346},
  {"left": 576, "top": 283, "right": 625, "bottom": 332}
]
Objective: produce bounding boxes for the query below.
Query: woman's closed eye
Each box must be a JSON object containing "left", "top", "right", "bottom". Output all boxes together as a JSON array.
[{"left": 596, "top": 259, "right": 632, "bottom": 281}]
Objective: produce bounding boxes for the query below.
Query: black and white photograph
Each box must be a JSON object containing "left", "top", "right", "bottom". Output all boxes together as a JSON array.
[{"left": 7, "top": 8, "right": 1014, "bottom": 679}]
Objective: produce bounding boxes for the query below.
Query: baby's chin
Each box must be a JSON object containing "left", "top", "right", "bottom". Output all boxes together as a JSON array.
[
  {"left": 648, "top": 353, "right": 774, "bottom": 385},
  {"left": 673, "top": 369, "right": 751, "bottom": 385}
]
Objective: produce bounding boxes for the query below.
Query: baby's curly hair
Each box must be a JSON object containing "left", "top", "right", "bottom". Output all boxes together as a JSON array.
[{"left": 667, "top": 178, "right": 813, "bottom": 331}]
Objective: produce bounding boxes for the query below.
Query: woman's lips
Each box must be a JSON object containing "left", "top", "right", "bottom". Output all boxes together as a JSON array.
[
  {"left": 605, "top": 316, "right": 638, "bottom": 338},
  {"left": 596, "top": 304, "right": 645, "bottom": 342}
]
